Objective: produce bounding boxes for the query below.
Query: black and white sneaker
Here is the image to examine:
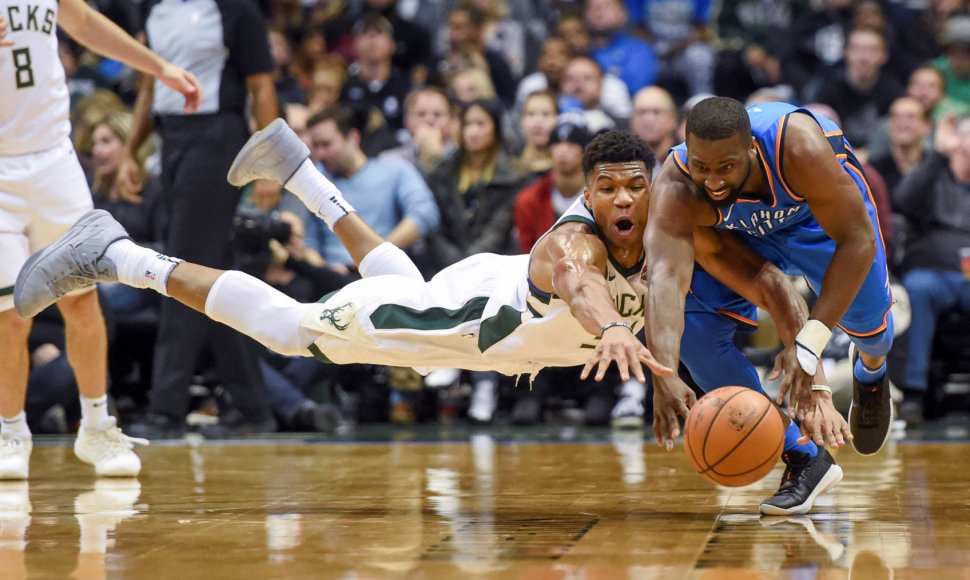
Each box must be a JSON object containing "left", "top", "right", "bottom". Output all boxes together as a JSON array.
[
  {"left": 759, "top": 448, "right": 843, "bottom": 515},
  {"left": 847, "top": 343, "right": 894, "bottom": 455}
]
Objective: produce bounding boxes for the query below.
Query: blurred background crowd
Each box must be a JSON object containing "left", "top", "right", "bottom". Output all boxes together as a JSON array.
[{"left": 27, "top": 0, "right": 970, "bottom": 438}]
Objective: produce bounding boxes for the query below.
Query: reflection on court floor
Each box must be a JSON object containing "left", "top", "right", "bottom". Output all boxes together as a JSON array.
[{"left": 2, "top": 428, "right": 968, "bottom": 578}]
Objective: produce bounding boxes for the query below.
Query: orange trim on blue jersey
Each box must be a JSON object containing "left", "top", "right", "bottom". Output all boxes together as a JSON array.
[
  {"left": 843, "top": 162, "right": 890, "bottom": 258},
  {"left": 775, "top": 114, "right": 807, "bottom": 203},
  {"left": 673, "top": 150, "right": 690, "bottom": 176},
  {"left": 750, "top": 141, "right": 777, "bottom": 207},
  {"left": 716, "top": 309, "right": 758, "bottom": 328}
]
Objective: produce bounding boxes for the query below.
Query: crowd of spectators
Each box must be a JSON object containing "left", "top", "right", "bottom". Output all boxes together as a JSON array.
[{"left": 29, "top": 0, "right": 970, "bottom": 435}]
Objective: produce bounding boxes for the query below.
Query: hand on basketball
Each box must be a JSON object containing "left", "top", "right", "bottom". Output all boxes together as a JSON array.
[
  {"left": 652, "top": 376, "right": 696, "bottom": 451},
  {"left": 159, "top": 62, "right": 203, "bottom": 114},
  {"left": 580, "top": 327, "right": 672, "bottom": 384}
]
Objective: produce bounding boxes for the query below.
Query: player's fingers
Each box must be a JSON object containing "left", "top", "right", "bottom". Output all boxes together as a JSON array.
[
  {"left": 767, "top": 356, "right": 783, "bottom": 381},
  {"left": 580, "top": 359, "right": 595, "bottom": 381},
  {"left": 595, "top": 358, "right": 610, "bottom": 382},
  {"left": 653, "top": 418, "right": 665, "bottom": 446},
  {"left": 630, "top": 354, "right": 647, "bottom": 383}
]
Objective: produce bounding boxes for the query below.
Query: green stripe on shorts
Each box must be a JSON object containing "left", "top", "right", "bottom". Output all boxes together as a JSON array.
[
  {"left": 370, "top": 296, "right": 488, "bottom": 331},
  {"left": 0, "top": 286, "right": 12, "bottom": 297}
]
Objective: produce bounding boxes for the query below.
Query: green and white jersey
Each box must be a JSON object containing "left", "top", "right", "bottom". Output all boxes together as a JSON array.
[
  {"left": 303, "top": 197, "right": 647, "bottom": 377},
  {"left": 480, "top": 196, "right": 647, "bottom": 374},
  {"left": 0, "top": 0, "right": 68, "bottom": 155}
]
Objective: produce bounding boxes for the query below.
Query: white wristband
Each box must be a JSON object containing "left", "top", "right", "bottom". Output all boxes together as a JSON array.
[{"left": 794, "top": 320, "right": 831, "bottom": 375}]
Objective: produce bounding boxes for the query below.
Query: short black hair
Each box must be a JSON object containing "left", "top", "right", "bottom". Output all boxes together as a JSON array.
[
  {"left": 307, "top": 105, "right": 363, "bottom": 136},
  {"left": 582, "top": 130, "right": 653, "bottom": 178},
  {"left": 686, "top": 96, "right": 751, "bottom": 142}
]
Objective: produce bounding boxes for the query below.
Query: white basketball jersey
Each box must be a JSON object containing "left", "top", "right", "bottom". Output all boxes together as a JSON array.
[
  {"left": 0, "top": 0, "right": 69, "bottom": 156},
  {"left": 479, "top": 197, "right": 647, "bottom": 375}
]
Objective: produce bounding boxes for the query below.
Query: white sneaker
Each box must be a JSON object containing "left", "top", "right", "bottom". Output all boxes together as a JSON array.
[
  {"left": 467, "top": 380, "right": 497, "bottom": 423},
  {"left": 227, "top": 117, "right": 311, "bottom": 188},
  {"left": 0, "top": 434, "right": 32, "bottom": 480},
  {"left": 611, "top": 395, "right": 645, "bottom": 429},
  {"left": 74, "top": 418, "right": 148, "bottom": 477}
]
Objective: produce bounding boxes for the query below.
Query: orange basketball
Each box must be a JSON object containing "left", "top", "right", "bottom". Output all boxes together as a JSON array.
[{"left": 683, "top": 386, "right": 785, "bottom": 487}]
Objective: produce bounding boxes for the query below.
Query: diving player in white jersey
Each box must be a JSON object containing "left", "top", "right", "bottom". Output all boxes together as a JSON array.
[
  {"left": 0, "top": 1, "right": 201, "bottom": 480},
  {"left": 15, "top": 122, "right": 823, "bottom": 435}
]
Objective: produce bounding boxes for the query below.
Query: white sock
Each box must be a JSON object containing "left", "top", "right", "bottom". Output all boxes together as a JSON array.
[
  {"left": 358, "top": 242, "right": 423, "bottom": 280},
  {"left": 104, "top": 239, "right": 182, "bottom": 295},
  {"left": 0, "top": 411, "right": 31, "bottom": 438},
  {"left": 79, "top": 395, "right": 110, "bottom": 429},
  {"left": 285, "top": 159, "right": 356, "bottom": 228}
]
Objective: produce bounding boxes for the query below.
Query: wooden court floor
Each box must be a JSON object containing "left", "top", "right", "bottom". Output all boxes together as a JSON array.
[{"left": 3, "top": 426, "right": 970, "bottom": 579}]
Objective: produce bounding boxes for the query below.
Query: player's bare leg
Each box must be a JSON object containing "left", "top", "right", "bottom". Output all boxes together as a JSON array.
[{"left": 228, "top": 118, "right": 420, "bottom": 279}]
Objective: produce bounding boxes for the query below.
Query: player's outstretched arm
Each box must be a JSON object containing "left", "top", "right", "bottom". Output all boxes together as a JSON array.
[
  {"left": 644, "top": 163, "right": 702, "bottom": 448},
  {"left": 530, "top": 225, "right": 672, "bottom": 385},
  {"left": 57, "top": 0, "right": 201, "bottom": 113},
  {"left": 694, "top": 228, "right": 852, "bottom": 447}
]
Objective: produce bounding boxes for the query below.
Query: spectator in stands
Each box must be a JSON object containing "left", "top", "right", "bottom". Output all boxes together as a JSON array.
[
  {"left": 629, "top": 86, "right": 678, "bottom": 175},
  {"left": 340, "top": 13, "right": 411, "bottom": 133},
  {"left": 381, "top": 86, "right": 458, "bottom": 173},
  {"left": 514, "top": 117, "right": 592, "bottom": 254},
  {"left": 713, "top": 0, "right": 794, "bottom": 102},
  {"left": 933, "top": 15, "right": 970, "bottom": 107},
  {"left": 354, "top": 0, "right": 434, "bottom": 86},
  {"left": 869, "top": 96, "right": 933, "bottom": 195},
  {"left": 891, "top": 113, "right": 970, "bottom": 425},
  {"left": 814, "top": 26, "right": 904, "bottom": 151},
  {"left": 305, "top": 60, "right": 347, "bottom": 117},
  {"left": 584, "top": 0, "right": 658, "bottom": 96},
  {"left": 626, "top": 0, "right": 716, "bottom": 98},
  {"left": 784, "top": 0, "right": 856, "bottom": 100},
  {"left": 466, "top": 0, "right": 527, "bottom": 80},
  {"left": 303, "top": 106, "right": 438, "bottom": 272},
  {"left": 514, "top": 90, "right": 558, "bottom": 183},
  {"left": 560, "top": 55, "right": 629, "bottom": 131},
  {"left": 431, "top": 5, "right": 516, "bottom": 108},
  {"left": 269, "top": 28, "right": 306, "bottom": 112}
]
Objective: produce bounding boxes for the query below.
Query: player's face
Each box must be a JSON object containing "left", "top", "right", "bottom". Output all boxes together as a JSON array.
[
  {"left": 685, "top": 133, "right": 756, "bottom": 208},
  {"left": 584, "top": 161, "right": 650, "bottom": 252}
]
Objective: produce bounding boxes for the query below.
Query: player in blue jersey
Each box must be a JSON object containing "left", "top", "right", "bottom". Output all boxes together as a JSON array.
[{"left": 646, "top": 97, "right": 892, "bottom": 478}]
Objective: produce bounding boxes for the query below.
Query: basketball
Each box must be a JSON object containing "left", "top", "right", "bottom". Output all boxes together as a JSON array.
[{"left": 683, "top": 386, "right": 785, "bottom": 487}]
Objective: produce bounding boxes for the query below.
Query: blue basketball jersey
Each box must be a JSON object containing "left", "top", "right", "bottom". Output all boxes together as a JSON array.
[{"left": 670, "top": 102, "right": 893, "bottom": 338}]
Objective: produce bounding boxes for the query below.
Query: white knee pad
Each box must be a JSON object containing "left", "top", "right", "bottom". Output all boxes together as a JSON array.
[
  {"left": 204, "top": 271, "right": 316, "bottom": 356},
  {"left": 358, "top": 242, "right": 423, "bottom": 281}
]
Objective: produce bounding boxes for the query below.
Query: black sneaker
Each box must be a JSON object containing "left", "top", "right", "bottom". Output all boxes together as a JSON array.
[
  {"left": 759, "top": 448, "right": 843, "bottom": 515},
  {"left": 847, "top": 344, "right": 894, "bottom": 455},
  {"left": 126, "top": 413, "right": 187, "bottom": 440}
]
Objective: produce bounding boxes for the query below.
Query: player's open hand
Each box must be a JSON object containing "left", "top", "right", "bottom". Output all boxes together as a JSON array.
[
  {"left": 0, "top": 14, "right": 13, "bottom": 47},
  {"left": 793, "top": 388, "right": 853, "bottom": 448},
  {"left": 652, "top": 376, "right": 695, "bottom": 451},
  {"left": 580, "top": 325, "right": 672, "bottom": 383},
  {"left": 159, "top": 63, "right": 203, "bottom": 114}
]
